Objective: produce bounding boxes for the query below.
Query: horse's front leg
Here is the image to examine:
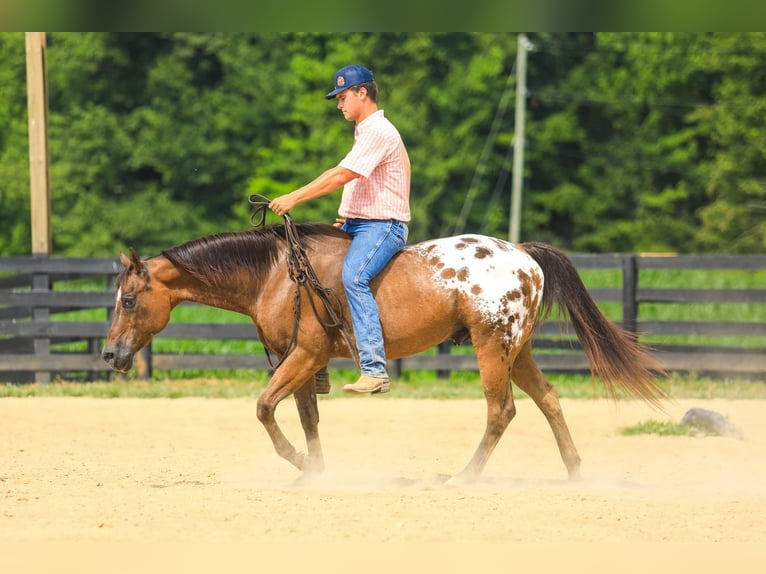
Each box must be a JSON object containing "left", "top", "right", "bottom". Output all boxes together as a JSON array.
[
  {"left": 255, "top": 353, "right": 322, "bottom": 474},
  {"left": 292, "top": 376, "right": 325, "bottom": 480}
]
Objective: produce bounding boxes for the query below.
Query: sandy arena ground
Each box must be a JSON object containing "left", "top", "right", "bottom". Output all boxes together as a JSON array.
[{"left": 2, "top": 394, "right": 765, "bottom": 571}]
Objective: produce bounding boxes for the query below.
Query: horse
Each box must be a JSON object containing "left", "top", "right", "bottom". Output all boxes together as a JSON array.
[{"left": 102, "top": 223, "right": 668, "bottom": 484}]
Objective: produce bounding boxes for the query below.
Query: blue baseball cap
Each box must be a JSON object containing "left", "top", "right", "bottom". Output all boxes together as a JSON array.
[{"left": 325, "top": 65, "right": 375, "bottom": 99}]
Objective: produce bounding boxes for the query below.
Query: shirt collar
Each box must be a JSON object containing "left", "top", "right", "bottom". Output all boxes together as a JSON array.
[{"left": 356, "top": 109, "right": 384, "bottom": 129}]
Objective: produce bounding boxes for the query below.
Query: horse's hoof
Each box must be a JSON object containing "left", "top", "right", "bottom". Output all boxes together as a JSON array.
[
  {"left": 292, "top": 473, "right": 317, "bottom": 487},
  {"left": 292, "top": 451, "right": 307, "bottom": 471},
  {"left": 292, "top": 468, "right": 324, "bottom": 487},
  {"left": 445, "top": 475, "right": 468, "bottom": 487}
]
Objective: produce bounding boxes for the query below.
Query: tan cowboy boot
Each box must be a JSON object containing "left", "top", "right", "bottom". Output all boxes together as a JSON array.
[{"left": 343, "top": 374, "right": 390, "bottom": 395}]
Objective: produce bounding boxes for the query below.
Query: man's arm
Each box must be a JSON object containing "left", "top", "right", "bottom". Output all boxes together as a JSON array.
[{"left": 269, "top": 165, "right": 358, "bottom": 216}]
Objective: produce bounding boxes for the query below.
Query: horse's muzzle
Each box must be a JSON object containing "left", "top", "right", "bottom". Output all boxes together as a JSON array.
[{"left": 101, "top": 344, "right": 134, "bottom": 373}]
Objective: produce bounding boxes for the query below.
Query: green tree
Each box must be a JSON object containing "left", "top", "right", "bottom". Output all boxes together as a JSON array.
[
  {"left": 247, "top": 33, "right": 521, "bottom": 243},
  {"left": 47, "top": 33, "right": 270, "bottom": 255},
  {"left": 0, "top": 32, "right": 32, "bottom": 255},
  {"left": 1, "top": 33, "right": 763, "bottom": 256},
  {"left": 525, "top": 32, "right": 765, "bottom": 253},
  {"left": 690, "top": 33, "right": 766, "bottom": 253}
]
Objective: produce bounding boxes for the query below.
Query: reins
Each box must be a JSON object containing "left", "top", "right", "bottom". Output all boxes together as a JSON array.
[{"left": 248, "top": 194, "right": 360, "bottom": 370}]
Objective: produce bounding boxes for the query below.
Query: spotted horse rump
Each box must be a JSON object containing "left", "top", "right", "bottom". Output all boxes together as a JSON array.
[{"left": 411, "top": 234, "right": 543, "bottom": 349}]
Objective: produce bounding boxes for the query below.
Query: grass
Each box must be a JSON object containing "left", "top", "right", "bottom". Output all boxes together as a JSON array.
[
  {"left": 0, "top": 377, "right": 268, "bottom": 399},
  {"left": 620, "top": 415, "right": 743, "bottom": 437},
  {"left": 1, "top": 371, "right": 763, "bottom": 400},
  {"left": 619, "top": 420, "right": 694, "bottom": 436}
]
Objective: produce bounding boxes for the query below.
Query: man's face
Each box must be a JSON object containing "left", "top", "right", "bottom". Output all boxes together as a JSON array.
[{"left": 335, "top": 88, "right": 364, "bottom": 122}]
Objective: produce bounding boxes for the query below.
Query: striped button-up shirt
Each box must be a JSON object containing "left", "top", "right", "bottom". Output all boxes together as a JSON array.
[{"left": 338, "top": 110, "right": 411, "bottom": 222}]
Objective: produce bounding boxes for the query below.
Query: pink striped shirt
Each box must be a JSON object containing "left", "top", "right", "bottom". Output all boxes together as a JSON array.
[{"left": 338, "top": 110, "right": 411, "bottom": 222}]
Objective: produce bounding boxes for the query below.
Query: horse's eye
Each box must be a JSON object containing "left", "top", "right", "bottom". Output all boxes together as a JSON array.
[{"left": 122, "top": 296, "right": 137, "bottom": 309}]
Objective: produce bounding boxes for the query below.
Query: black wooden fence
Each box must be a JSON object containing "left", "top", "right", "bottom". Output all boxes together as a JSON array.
[{"left": 1, "top": 253, "right": 765, "bottom": 383}]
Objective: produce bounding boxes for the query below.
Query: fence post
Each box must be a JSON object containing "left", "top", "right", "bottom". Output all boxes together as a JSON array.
[
  {"left": 32, "top": 269, "right": 51, "bottom": 384},
  {"left": 621, "top": 254, "right": 638, "bottom": 334},
  {"left": 135, "top": 344, "right": 153, "bottom": 380},
  {"left": 390, "top": 358, "right": 403, "bottom": 378},
  {"left": 87, "top": 338, "right": 104, "bottom": 382},
  {"left": 104, "top": 274, "right": 115, "bottom": 381},
  {"left": 437, "top": 341, "right": 452, "bottom": 379}
]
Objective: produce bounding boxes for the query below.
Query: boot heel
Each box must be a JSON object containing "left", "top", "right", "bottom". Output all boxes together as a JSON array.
[{"left": 371, "top": 382, "right": 390, "bottom": 394}]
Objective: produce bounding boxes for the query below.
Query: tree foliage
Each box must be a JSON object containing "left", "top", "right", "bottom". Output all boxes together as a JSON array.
[{"left": 0, "top": 32, "right": 763, "bottom": 256}]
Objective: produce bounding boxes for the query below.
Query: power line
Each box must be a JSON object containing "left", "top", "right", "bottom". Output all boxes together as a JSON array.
[{"left": 448, "top": 54, "right": 518, "bottom": 237}]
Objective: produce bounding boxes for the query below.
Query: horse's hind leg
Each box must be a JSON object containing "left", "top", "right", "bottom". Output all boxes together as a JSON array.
[
  {"left": 449, "top": 338, "right": 517, "bottom": 485},
  {"left": 512, "top": 341, "right": 582, "bottom": 480}
]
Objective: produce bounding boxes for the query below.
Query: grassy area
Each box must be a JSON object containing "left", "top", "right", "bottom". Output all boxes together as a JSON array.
[
  {"left": 619, "top": 420, "right": 694, "bottom": 436},
  {"left": 1, "top": 371, "right": 763, "bottom": 400}
]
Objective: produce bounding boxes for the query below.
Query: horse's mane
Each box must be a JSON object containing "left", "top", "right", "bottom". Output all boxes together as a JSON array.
[{"left": 160, "top": 223, "right": 349, "bottom": 289}]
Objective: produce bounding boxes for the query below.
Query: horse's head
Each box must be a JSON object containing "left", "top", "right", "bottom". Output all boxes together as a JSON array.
[{"left": 102, "top": 248, "right": 173, "bottom": 373}]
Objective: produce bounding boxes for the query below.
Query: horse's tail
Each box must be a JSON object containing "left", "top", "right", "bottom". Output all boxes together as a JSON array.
[{"left": 520, "top": 241, "right": 669, "bottom": 410}]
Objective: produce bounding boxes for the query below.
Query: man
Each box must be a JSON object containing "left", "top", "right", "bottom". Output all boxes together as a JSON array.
[{"left": 269, "top": 64, "right": 411, "bottom": 395}]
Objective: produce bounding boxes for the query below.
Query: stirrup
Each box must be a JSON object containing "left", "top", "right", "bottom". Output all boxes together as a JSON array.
[{"left": 314, "top": 368, "right": 331, "bottom": 394}]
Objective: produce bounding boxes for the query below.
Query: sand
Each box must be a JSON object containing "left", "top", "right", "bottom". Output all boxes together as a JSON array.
[{"left": 2, "top": 395, "right": 764, "bottom": 572}]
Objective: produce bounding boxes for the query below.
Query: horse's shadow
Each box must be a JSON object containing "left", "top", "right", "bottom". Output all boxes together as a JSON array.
[{"left": 393, "top": 474, "right": 648, "bottom": 490}]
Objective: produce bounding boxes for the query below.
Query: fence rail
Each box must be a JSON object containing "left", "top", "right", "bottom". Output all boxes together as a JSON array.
[{"left": 1, "top": 253, "right": 765, "bottom": 383}]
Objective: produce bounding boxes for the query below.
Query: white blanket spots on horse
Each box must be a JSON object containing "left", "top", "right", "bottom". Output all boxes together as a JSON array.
[{"left": 410, "top": 234, "right": 543, "bottom": 344}]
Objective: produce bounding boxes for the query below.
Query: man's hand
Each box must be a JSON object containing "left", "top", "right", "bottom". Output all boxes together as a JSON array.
[
  {"left": 269, "top": 193, "right": 298, "bottom": 217},
  {"left": 269, "top": 166, "right": 357, "bottom": 218}
]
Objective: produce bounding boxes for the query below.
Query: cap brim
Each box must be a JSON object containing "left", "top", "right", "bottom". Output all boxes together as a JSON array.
[
  {"left": 324, "top": 82, "right": 364, "bottom": 100},
  {"left": 324, "top": 87, "right": 345, "bottom": 100}
]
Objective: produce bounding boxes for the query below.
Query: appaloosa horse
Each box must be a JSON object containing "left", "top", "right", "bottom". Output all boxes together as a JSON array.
[{"left": 102, "top": 223, "right": 667, "bottom": 483}]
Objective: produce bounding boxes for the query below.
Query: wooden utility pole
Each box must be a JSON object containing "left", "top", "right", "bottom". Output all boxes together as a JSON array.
[
  {"left": 26, "top": 32, "right": 52, "bottom": 256},
  {"left": 25, "top": 32, "right": 52, "bottom": 383},
  {"left": 509, "top": 33, "right": 529, "bottom": 244}
]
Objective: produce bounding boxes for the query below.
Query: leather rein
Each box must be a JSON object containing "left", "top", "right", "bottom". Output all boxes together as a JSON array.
[{"left": 248, "top": 194, "right": 359, "bottom": 370}]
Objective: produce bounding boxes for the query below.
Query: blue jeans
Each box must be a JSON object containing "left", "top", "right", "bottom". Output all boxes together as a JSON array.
[{"left": 341, "top": 218, "right": 408, "bottom": 378}]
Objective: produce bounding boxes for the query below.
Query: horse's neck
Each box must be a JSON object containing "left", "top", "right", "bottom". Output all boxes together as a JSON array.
[{"left": 151, "top": 256, "right": 254, "bottom": 316}]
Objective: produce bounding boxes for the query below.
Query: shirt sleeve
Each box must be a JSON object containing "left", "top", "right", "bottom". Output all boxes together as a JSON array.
[{"left": 338, "top": 127, "right": 391, "bottom": 179}]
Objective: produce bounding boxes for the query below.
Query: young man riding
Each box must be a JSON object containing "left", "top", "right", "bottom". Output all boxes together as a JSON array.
[{"left": 269, "top": 64, "right": 411, "bottom": 395}]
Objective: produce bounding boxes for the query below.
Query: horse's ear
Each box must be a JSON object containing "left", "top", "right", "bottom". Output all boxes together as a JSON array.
[
  {"left": 129, "top": 247, "right": 142, "bottom": 268},
  {"left": 119, "top": 248, "right": 150, "bottom": 279}
]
